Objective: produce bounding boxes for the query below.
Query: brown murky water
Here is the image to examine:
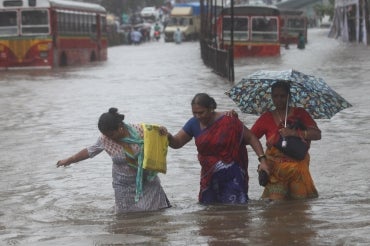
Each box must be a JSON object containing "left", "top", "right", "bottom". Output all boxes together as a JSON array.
[{"left": 0, "top": 28, "right": 369, "bottom": 245}]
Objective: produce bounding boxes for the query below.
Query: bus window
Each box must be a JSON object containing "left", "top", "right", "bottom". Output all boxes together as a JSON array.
[
  {"left": 72, "top": 13, "right": 78, "bottom": 33},
  {"left": 21, "top": 10, "right": 49, "bottom": 35},
  {"left": 83, "top": 13, "right": 89, "bottom": 33},
  {"left": 0, "top": 11, "right": 18, "bottom": 36},
  {"left": 3, "top": 0, "right": 22, "bottom": 7},
  {"left": 91, "top": 14, "right": 96, "bottom": 33},
  {"left": 222, "top": 17, "right": 248, "bottom": 41},
  {"left": 234, "top": 17, "right": 248, "bottom": 41},
  {"left": 101, "top": 15, "right": 107, "bottom": 34},
  {"left": 179, "top": 18, "right": 189, "bottom": 26},
  {"left": 168, "top": 17, "right": 178, "bottom": 26},
  {"left": 251, "top": 17, "right": 278, "bottom": 42},
  {"left": 57, "top": 11, "right": 63, "bottom": 32},
  {"left": 289, "top": 19, "right": 305, "bottom": 28}
]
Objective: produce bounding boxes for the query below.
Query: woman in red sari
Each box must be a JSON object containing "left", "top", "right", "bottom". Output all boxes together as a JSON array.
[
  {"left": 167, "top": 93, "right": 269, "bottom": 204},
  {"left": 251, "top": 81, "right": 321, "bottom": 200}
]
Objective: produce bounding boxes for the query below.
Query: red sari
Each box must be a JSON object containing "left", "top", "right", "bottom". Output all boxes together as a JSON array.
[
  {"left": 251, "top": 107, "right": 319, "bottom": 200},
  {"left": 195, "top": 115, "right": 249, "bottom": 204}
]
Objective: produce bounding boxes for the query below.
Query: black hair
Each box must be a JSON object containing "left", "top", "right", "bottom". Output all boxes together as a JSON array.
[
  {"left": 191, "top": 93, "right": 217, "bottom": 110},
  {"left": 98, "top": 107, "right": 125, "bottom": 134},
  {"left": 271, "top": 80, "right": 291, "bottom": 96}
]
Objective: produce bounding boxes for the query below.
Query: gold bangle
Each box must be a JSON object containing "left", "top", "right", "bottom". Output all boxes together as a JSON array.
[{"left": 304, "top": 130, "right": 308, "bottom": 139}]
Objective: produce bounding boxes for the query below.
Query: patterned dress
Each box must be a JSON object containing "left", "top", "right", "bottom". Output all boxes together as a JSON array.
[
  {"left": 86, "top": 123, "right": 170, "bottom": 213},
  {"left": 251, "top": 108, "right": 319, "bottom": 200}
]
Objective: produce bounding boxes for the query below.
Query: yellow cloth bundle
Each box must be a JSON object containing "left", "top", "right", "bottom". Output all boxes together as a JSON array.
[{"left": 142, "top": 123, "right": 168, "bottom": 174}]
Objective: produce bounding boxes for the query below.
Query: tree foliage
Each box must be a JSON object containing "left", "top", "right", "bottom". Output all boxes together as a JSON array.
[{"left": 313, "top": 0, "right": 335, "bottom": 20}]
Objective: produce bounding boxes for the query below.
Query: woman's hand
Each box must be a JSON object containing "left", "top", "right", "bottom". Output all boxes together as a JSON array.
[
  {"left": 257, "top": 158, "right": 270, "bottom": 175},
  {"left": 278, "top": 127, "right": 297, "bottom": 137},
  {"left": 56, "top": 149, "right": 88, "bottom": 168},
  {"left": 225, "top": 109, "right": 238, "bottom": 118},
  {"left": 158, "top": 126, "right": 168, "bottom": 136},
  {"left": 56, "top": 158, "right": 72, "bottom": 167}
]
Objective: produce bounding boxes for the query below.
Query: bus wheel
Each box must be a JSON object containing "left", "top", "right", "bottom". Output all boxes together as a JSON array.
[
  {"left": 90, "top": 52, "right": 96, "bottom": 62},
  {"left": 59, "top": 52, "right": 67, "bottom": 67}
]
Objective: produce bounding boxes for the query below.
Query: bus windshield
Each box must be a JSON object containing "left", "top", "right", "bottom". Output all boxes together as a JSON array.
[
  {"left": 21, "top": 10, "right": 49, "bottom": 35},
  {"left": 168, "top": 17, "right": 189, "bottom": 27},
  {"left": 0, "top": 11, "right": 18, "bottom": 36},
  {"left": 251, "top": 17, "right": 278, "bottom": 41},
  {"left": 222, "top": 17, "right": 249, "bottom": 41},
  {"left": 288, "top": 18, "right": 305, "bottom": 28}
]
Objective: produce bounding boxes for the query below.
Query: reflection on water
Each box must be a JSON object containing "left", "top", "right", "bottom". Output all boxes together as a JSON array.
[
  {"left": 195, "top": 205, "right": 252, "bottom": 245},
  {"left": 1, "top": 29, "right": 370, "bottom": 245},
  {"left": 257, "top": 201, "right": 317, "bottom": 245}
]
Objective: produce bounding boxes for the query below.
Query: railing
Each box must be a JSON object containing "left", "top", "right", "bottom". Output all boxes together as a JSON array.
[
  {"left": 200, "top": 39, "right": 234, "bottom": 82},
  {"left": 199, "top": 0, "right": 234, "bottom": 82}
]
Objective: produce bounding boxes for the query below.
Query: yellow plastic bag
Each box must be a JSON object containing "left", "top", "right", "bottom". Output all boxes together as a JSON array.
[{"left": 142, "top": 123, "right": 168, "bottom": 174}]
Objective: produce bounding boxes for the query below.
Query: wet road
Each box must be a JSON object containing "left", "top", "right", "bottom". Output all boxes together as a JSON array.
[{"left": 0, "top": 28, "right": 369, "bottom": 245}]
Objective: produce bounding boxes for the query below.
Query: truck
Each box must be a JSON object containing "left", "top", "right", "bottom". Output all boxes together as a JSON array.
[{"left": 164, "top": 2, "right": 201, "bottom": 42}]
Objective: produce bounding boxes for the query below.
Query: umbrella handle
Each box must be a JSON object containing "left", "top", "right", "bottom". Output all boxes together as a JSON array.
[{"left": 284, "top": 94, "right": 289, "bottom": 128}]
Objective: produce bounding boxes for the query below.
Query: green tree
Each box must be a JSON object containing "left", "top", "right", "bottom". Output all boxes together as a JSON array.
[{"left": 313, "top": 0, "right": 335, "bottom": 21}]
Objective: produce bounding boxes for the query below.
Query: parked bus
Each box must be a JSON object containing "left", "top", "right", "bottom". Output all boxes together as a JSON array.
[
  {"left": 216, "top": 5, "right": 280, "bottom": 58},
  {"left": 280, "top": 9, "right": 307, "bottom": 45},
  {"left": 0, "top": 0, "right": 107, "bottom": 70}
]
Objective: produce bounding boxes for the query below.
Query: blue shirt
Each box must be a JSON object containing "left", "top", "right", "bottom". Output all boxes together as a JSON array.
[{"left": 183, "top": 117, "right": 201, "bottom": 137}]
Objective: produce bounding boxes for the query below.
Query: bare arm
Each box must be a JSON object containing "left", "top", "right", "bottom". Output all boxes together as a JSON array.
[
  {"left": 56, "top": 148, "right": 89, "bottom": 167},
  {"left": 304, "top": 127, "right": 321, "bottom": 140},
  {"left": 279, "top": 126, "right": 321, "bottom": 141},
  {"left": 243, "top": 126, "right": 270, "bottom": 174},
  {"left": 167, "top": 129, "right": 192, "bottom": 149}
]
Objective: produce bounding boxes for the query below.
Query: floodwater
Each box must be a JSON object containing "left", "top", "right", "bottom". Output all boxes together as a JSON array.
[{"left": 0, "top": 28, "right": 369, "bottom": 246}]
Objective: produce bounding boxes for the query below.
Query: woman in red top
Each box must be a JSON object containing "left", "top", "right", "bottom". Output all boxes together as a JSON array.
[{"left": 251, "top": 81, "right": 321, "bottom": 200}]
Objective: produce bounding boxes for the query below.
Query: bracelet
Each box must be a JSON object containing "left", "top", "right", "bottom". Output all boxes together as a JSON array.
[
  {"left": 258, "top": 154, "right": 266, "bottom": 162},
  {"left": 304, "top": 130, "right": 308, "bottom": 139}
]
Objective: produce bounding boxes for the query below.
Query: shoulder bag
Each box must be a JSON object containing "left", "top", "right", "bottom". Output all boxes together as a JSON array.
[{"left": 275, "top": 119, "right": 308, "bottom": 160}]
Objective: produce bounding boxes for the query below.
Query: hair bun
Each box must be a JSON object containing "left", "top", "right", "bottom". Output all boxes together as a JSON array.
[{"left": 108, "top": 107, "right": 118, "bottom": 114}]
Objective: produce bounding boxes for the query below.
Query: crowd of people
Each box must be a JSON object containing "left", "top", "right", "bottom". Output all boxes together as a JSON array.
[
  {"left": 107, "top": 5, "right": 170, "bottom": 46},
  {"left": 57, "top": 82, "right": 321, "bottom": 213}
]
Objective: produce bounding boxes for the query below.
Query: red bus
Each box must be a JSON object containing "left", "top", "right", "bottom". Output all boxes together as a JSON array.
[
  {"left": 280, "top": 9, "right": 307, "bottom": 45},
  {"left": 0, "top": 0, "right": 107, "bottom": 70},
  {"left": 216, "top": 5, "right": 281, "bottom": 58}
]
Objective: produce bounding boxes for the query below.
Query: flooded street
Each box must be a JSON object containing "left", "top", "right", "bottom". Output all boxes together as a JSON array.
[{"left": 1, "top": 28, "right": 370, "bottom": 245}]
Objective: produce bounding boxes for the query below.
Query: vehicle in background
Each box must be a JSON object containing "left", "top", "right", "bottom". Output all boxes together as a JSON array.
[
  {"left": 0, "top": 0, "right": 107, "bottom": 70},
  {"left": 280, "top": 9, "right": 307, "bottom": 45},
  {"left": 216, "top": 5, "right": 281, "bottom": 58},
  {"left": 164, "top": 2, "right": 200, "bottom": 42},
  {"left": 106, "top": 14, "right": 126, "bottom": 46},
  {"left": 140, "top": 6, "right": 159, "bottom": 22}
]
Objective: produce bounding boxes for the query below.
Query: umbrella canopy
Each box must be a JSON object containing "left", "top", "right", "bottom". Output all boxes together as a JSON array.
[{"left": 225, "top": 69, "right": 352, "bottom": 119}]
